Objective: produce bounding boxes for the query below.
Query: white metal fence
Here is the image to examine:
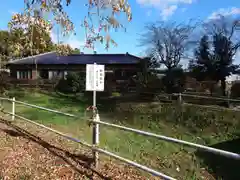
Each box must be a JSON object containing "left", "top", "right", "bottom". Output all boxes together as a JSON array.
[
  {"left": 175, "top": 93, "right": 240, "bottom": 103},
  {"left": 153, "top": 92, "right": 240, "bottom": 108},
  {"left": 0, "top": 96, "right": 240, "bottom": 180}
]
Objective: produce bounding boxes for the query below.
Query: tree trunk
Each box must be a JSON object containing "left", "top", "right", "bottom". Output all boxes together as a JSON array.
[{"left": 221, "top": 78, "right": 226, "bottom": 96}]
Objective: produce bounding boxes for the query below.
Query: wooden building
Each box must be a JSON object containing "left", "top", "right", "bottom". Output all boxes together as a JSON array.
[{"left": 6, "top": 51, "right": 142, "bottom": 92}]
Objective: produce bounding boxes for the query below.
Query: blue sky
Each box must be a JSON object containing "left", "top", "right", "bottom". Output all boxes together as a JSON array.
[{"left": 0, "top": 0, "right": 240, "bottom": 57}]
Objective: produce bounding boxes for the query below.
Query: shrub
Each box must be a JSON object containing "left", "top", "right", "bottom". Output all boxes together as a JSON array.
[
  {"left": 135, "top": 72, "right": 164, "bottom": 100},
  {"left": 115, "top": 102, "right": 240, "bottom": 134},
  {"left": 55, "top": 72, "right": 85, "bottom": 94},
  {"left": 161, "top": 68, "right": 186, "bottom": 94},
  {"left": 230, "top": 82, "right": 240, "bottom": 98},
  {"left": 0, "top": 71, "right": 10, "bottom": 95},
  {"left": 6, "top": 89, "right": 26, "bottom": 98}
]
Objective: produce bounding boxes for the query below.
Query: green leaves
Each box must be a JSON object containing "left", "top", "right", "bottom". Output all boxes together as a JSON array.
[
  {"left": 7, "top": 12, "right": 54, "bottom": 58},
  {"left": 55, "top": 44, "right": 73, "bottom": 56}
]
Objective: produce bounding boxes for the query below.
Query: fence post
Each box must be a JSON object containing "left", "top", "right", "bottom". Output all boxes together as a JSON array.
[
  {"left": 92, "top": 87, "right": 100, "bottom": 168},
  {"left": 227, "top": 91, "right": 230, "bottom": 108},
  {"left": 12, "top": 97, "right": 15, "bottom": 121},
  {"left": 93, "top": 113, "right": 100, "bottom": 167},
  {"left": 178, "top": 93, "right": 182, "bottom": 104}
]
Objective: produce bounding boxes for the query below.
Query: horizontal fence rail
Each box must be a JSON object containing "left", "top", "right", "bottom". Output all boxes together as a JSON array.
[
  {"left": 0, "top": 96, "right": 240, "bottom": 180},
  {"left": 175, "top": 93, "right": 240, "bottom": 103},
  {"left": 1, "top": 110, "right": 91, "bottom": 148},
  {"left": 90, "top": 119, "right": 240, "bottom": 160},
  {"left": 141, "top": 92, "right": 240, "bottom": 103},
  {"left": 0, "top": 97, "right": 77, "bottom": 118}
]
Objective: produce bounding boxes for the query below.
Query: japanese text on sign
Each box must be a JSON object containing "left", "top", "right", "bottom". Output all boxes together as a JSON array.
[{"left": 86, "top": 64, "right": 105, "bottom": 91}]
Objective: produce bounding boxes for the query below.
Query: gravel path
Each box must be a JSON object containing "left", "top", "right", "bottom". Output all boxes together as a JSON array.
[{"left": 0, "top": 118, "right": 158, "bottom": 180}]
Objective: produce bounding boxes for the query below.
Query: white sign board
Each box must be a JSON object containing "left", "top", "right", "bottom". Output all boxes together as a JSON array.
[{"left": 86, "top": 64, "right": 105, "bottom": 91}]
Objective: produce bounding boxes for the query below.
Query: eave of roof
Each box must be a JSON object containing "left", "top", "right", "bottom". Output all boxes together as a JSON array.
[{"left": 7, "top": 52, "right": 142, "bottom": 66}]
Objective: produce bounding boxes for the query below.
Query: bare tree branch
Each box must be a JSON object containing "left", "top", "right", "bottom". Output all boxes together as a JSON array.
[
  {"left": 140, "top": 21, "right": 196, "bottom": 69},
  {"left": 203, "top": 15, "right": 240, "bottom": 58},
  {"left": 23, "top": 0, "right": 132, "bottom": 50}
]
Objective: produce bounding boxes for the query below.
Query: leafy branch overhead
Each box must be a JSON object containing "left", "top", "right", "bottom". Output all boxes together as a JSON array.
[
  {"left": 24, "top": 0, "right": 132, "bottom": 50},
  {"left": 6, "top": 11, "right": 80, "bottom": 58}
]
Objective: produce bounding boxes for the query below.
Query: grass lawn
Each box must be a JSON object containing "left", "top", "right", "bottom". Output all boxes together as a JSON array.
[{"left": 1, "top": 89, "right": 240, "bottom": 180}]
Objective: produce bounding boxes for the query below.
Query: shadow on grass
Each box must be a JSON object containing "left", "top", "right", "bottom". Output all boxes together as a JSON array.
[
  {"left": 196, "top": 138, "right": 240, "bottom": 180},
  {"left": 0, "top": 119, "right": 111, "bottom": 180}
]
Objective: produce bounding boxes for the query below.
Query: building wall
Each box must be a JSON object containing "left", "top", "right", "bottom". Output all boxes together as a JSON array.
[
  {"left": 32, "top": 70, "right": 37, "bottom": 79},
  {"left": 8, "top": 64, "right": 141, "bottom": 92}
]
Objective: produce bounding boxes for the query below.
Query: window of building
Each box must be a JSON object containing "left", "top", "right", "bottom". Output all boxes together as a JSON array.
[
  {"left": 17, "top": 71, "right": 32, "bottom": 79},
  {"left": 52, "top": 70, "right": 64, "bottom": 78},
  {"left": 48, "top": 70, "right": 68, "bottom": 80}
]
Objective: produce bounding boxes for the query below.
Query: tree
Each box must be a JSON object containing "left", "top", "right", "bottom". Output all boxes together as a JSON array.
[
  {"left": 55, "top": 43, "right": 73, "bottom": 56},
  {"left": 130, "top": 57, "right": 163, "bottom": 99},
  {"left": 0, "top": 31, "right": 11, "bottom": 56},
  {"left": 212, "top": 33, "right": 239, "bottom": 96},
  {"left": 188, "top": 35, "right": 219, "bottom": 94},
  {"left": 0, "top": 30, "right": 11, "bottom": 67},
  {"left": 0, "top": 71, "right": 10, "bottom": 95},
  {"left": 72, "top": 48, "right": 80, "bottom": 54},
  {"left": 137, "top": 57, "right": 160, "bottom": 87},
  {"left": 140, "top": 21, "right": 195, "bottom": 70},
  {"left": 140, "top": 21, "right": 194, "bottom": 93},
  {"left": 203, "top": 15, "right": 240, "bottom": 96},
  {"left": 23, "top": 0, "right": 132, "bottom": 50},
  {"left": 189, "top": 35, "right": 214, "bottom": 80},
  {"left": 8, "top": 12, "right": 54, "bottom": 58},
  {"left": 161, "top": 67, "right": 186, "bottom": 94}
]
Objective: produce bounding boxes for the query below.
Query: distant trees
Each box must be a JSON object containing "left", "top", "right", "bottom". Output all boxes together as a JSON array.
[
  {"left": 72, "top": 48, "right": 80, "bottom": 54},
  {"left": 0, "top": 31, "right": 11, "bottom": 56},
  {"left": 189, "top": 15, "right": 240, "bottom": 96},
  {"left": 55, "top": 44, "right": 72, "bottom": 56},
  {"left": 8, "top": 12, "right": 54, "bottom": 58},
  {"left": 0, "top": 31, "right": 11, "bottom": 67},
  {"left": 0, "top": 11, "right": 82, "bottom": 63},
  {"left": 139, "top": 16, "right": 240, "bottom": 96}
]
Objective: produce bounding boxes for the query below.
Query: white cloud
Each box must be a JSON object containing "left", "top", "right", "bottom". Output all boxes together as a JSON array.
[
  {"left": 208, "top": 7, "right": 240, "bottom": 20},
  {"left": 226, "top": 51, "right": 240, "bottom": 82},
  {"left": 65, "top": 38, "right": 84, "bottom": 49},
  {"left": 137, "top": 0, "right": 192, "bottom": 7},
  {"left": 161, "top": 5, "right": 178, "bottom": 20},
  {"left": 235, "top": 50, "right": 240, "bottom": 61},
  {"left": 136, "top": 0, "right": 193, "bottom": 19}
]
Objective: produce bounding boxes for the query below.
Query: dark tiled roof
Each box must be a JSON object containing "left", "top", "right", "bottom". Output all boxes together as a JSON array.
[{"left": 7, "top": 52, "right": 142, "bottom": 65}]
